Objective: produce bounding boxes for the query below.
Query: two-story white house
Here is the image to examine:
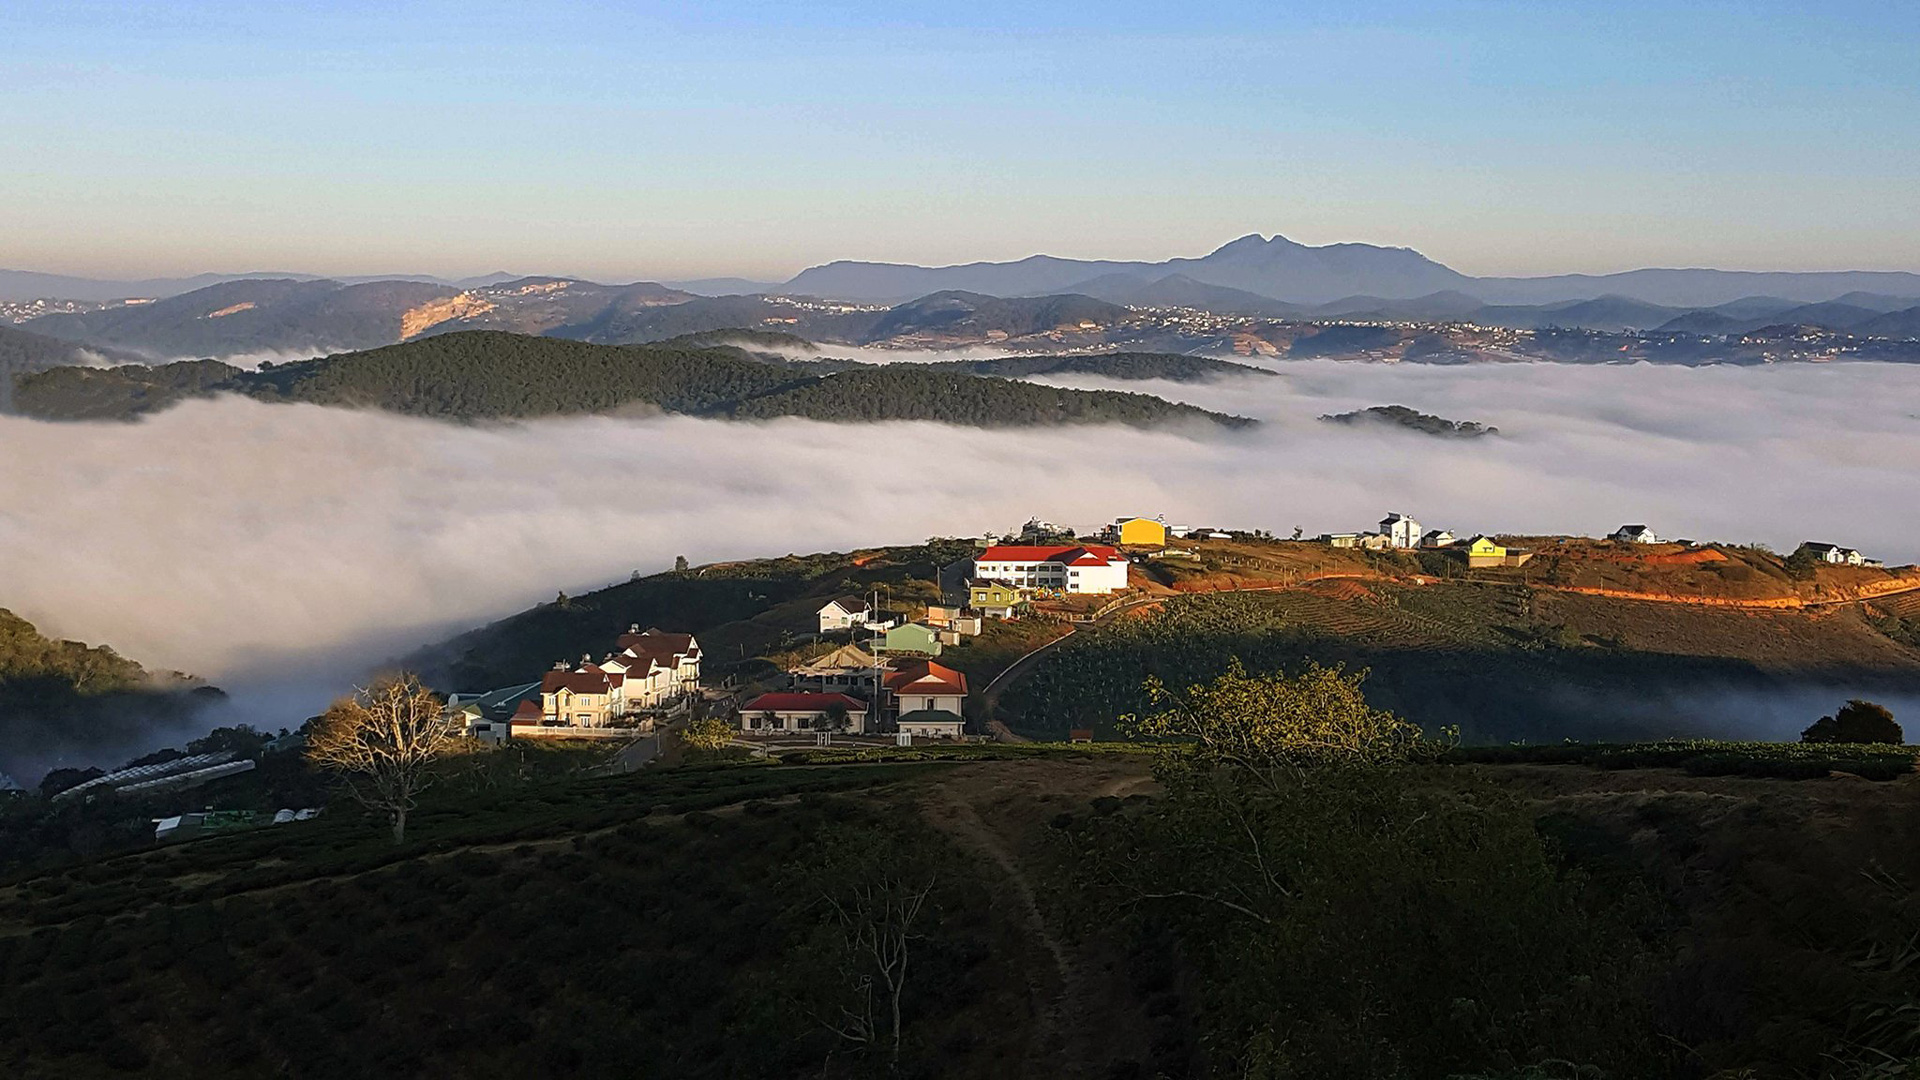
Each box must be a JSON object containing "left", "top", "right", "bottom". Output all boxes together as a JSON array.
[
  {"left": 885, "top": 660, "right": 969, "bottom": 739},
  {"left": 1611, "top": 524, "right": 1661, "bottom": 544},
  {"left": 1380, "top": 513, "right": 1422, "bottom": 549},
  {"left": 973, "top": 544, "right": 1129, "bottom": 595}
]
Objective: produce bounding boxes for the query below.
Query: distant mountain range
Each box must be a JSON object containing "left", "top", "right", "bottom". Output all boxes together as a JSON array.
[
  {"left": 784, "top": 234, "right": 1920, "bottom": 307},
  {"left": 23, "top": 277, "right": 697, "bottom": 360},
  {"left": 11, "top": 232, "right": 1919, "bottom": 311},
  {"left": 7, "top": 233, "right": 1920, "bottom": 363},
  {"left": 10, "top": 282, "right": 1137, "bottom": 360},
  {"left": 0, "top": 268, "right": 519, "bottom": 303}
]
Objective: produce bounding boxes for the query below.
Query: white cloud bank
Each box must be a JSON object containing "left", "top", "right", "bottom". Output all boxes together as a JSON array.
[{"left": 1, "top": 359, "right": 1917, "bottom": 741}]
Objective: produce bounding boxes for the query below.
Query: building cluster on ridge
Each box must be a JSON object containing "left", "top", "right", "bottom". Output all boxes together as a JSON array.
[{"left": 449, "top": 509, "right": 1885, "bottom": 749}]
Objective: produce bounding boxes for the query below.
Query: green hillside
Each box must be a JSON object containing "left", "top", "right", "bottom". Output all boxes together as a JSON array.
[
  {"left": 12, "top": 331, "right": 1253, "bottom": 428},
  {"left": 919, "top": 350, "right": 1274, "bottom": 382},
  {"left": 243, "top": 333, "right": 802, "bottom": 417},
  {"left": 14, "top": 359, "right": 244, "bottom": 421},
  {"left": 726, "top": 365, "right": 1250, "bottom": 427},
  {"left": 4, "top": 735, "right": 1918, "bottom": 1077},
  {"left": 0, "top": 609, "right": 218, "bottom": 789},
  {"left": 1320, "top": 404, "right": 1498, "bottom": 437}
]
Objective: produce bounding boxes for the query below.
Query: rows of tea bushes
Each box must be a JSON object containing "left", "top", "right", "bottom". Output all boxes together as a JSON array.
[{"left": 1452, "top": 739, "right": 1918, "bottom": 780}]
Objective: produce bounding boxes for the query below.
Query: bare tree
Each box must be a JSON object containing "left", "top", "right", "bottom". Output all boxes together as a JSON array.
[
  {"left": 306, "top": 673, "right": 458, "bottom": 843},
  {"left": 823, "top": 870, "right": 935, "bottom": 1063},
  {"left": 801, "top": 825, "right": 939, "bottom": 1066}
]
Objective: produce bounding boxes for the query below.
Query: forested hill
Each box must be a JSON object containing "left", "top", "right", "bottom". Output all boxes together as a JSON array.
[
  {"left": 727, "top": 366, "right": 1248, "bottom": 426},
  {"left": 918, "top": 351, "right": 1274, "bottom": 382},
  {"left": 0, "top": 325, "right": 149, "bottom": 412},
  {"left": 12, "top": 331, "right": 1254, "bottom": 429},
  {"left": 0, "top": 608, "right": 219, "bottom": 786}
]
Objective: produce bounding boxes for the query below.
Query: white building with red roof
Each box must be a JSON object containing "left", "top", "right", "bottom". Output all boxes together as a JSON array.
[
  {"left": 740, "top": 691, "right": 870, "bottom": 734},
  {"left": 973, "top": 543, "right": 1129, "bottom": 595},
  {"left": 883, "top": 660, "right": 969, "bottom": 717}
]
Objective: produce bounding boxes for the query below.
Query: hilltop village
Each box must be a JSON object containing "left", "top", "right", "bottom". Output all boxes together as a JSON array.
[{"left": 443, "top": 513, "right": 1899, "bottom": 750}]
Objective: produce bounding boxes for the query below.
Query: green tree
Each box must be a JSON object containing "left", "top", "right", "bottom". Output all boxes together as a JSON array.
[
  {"left": 1128, "top": 658, "right": 1428, "bottom": 778},
  {"left": 186, "top": 724, "right": 269, "bottom": 757},
  {"left": 1076, "top": 662, "right": 1661, "bottom": 1078},
  {"left": 1803, "top": 699, "right": 1903, "bottom": 744},
  {"left": 681, "top": 714, "right": 735, "bottom": 751},
  {"left": 815, "top": 702, "right": 850, "bottom": 732}
]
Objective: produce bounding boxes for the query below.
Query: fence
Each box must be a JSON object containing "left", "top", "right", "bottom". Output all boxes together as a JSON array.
[{"left": 513, "top": 724, "right": 650, "bottom": 740}]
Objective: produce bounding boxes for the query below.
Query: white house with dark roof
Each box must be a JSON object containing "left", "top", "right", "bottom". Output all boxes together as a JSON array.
[
  {"left": 1801, "top": 542, "right": 1866, "bottom": 566},
  {"left": 817, "top": 596, "right": 872, "bottom": 633},
  {"left": 1611, "top": 524, "right": 1661, "bottom": 544}
]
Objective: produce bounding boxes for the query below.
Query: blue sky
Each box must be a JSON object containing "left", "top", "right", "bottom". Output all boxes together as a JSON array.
[{"left": 3, "top": 0, "right": 1916, "bottom": 280}]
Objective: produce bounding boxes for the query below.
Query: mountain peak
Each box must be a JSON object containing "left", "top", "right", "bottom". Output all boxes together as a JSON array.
[{"left": 1210, "top": 233, "right": 1297, "bottom": 256}]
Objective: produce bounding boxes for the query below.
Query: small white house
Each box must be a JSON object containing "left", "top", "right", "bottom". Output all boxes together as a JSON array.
[
  {"left": 1421, "top": 529, "right": 1457, "bottom": 548},
  {"left": 1611, "top": 525, "right": 1661, "bottom": 544},
  {"left": 1802, "top": 543, "right": 1866, "bottom": 566},
  {"left": 1380, "top": 513, "right": 1422, "bottom": 549},
  {"left": 817, "top": 596, "right": 872, "bottom": 634}
]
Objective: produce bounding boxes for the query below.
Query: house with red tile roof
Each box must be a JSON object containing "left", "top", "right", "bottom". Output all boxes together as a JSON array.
[
  {"left": 885, "top": 660, "right": 969, "bottom": 739},
  {"left": 740, "top": 691, "right": 870, "bottom": 735},
  {"left": 974, "top": 543, "right": 1129, "bottom": 594},
  {"left": 883, "top": 661, "right": 968, "bottom": 717}
]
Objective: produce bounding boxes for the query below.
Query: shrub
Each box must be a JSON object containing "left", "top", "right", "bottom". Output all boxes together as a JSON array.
[{"left": 1802, "top": 700, "right": 1903, "bottom": 745}]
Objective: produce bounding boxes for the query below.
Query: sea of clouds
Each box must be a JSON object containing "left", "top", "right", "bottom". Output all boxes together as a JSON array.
[{"left": 2, "top": 358, "right": 1918, "bottom": 771}]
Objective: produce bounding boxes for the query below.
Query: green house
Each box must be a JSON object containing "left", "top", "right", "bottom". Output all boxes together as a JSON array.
[{"left": 881, "top": 622, "right": 943, "bottom": 656}]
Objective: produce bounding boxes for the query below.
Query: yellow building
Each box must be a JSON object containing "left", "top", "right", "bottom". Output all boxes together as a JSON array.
[
  {"left": 1463, "top": 535, "right": 1533, "bottom": 569},
  {"left": 1464, "top": 535, "right": 1507, "bottom": 568},
  {"left": 1109, "top": 516, "right": 1168, "bottom": 548}
]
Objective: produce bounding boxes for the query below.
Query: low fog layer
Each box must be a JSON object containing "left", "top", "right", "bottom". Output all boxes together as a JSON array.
[{"left": 2, "top": 359, "right": 1918, "bottom": 760}]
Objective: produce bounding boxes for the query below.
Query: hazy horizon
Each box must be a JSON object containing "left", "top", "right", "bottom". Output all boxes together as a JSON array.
[{"left": 9, "top": 225, "right": 1920, "bottom": 291}]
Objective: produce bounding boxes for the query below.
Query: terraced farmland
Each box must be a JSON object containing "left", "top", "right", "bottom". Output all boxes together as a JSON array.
[{"left": 997, "top": 583, "right": 1920, "bottom": 743}]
